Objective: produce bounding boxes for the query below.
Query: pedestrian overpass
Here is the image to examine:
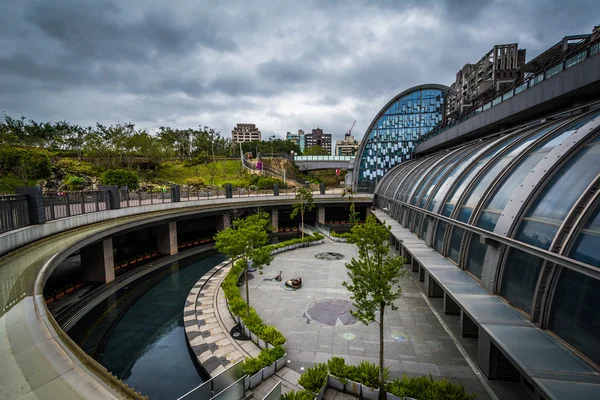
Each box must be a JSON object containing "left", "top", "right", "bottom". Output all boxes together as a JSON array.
[{"left": 293, "top": 155, "right": 354, "bottom": 171}]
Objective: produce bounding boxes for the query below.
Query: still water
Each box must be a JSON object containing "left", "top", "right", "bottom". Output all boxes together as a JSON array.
[{"left": 99, "top": 253, "right": 227, "bottom": 400}]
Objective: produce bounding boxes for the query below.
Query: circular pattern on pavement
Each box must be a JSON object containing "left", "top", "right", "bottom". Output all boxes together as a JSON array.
[
  {"left": 314, "top": 252, "right": 345, "bottom": 261},
  {"left": 305, "top": 298, "right": 357, "bottom": 326},
  {"left": 390, "top": 331, "right": 410, "bottom": 343},
  {"left": 343, "top": 333, "right": 356, "bottom": 340}
]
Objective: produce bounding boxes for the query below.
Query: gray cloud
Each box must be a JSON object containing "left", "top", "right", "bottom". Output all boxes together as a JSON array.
[{"left": 0, "top": 0, "right": 598, "bottom": 143}]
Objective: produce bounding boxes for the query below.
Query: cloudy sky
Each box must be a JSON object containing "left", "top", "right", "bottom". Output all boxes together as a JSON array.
[{"left": 1, "top": 0, "right": 598, "bottom": 142}]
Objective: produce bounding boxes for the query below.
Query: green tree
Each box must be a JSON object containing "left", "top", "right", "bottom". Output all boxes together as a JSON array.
[
  {"left": 215, "top": 211, "right": 273, "bottom": 310},
  {"left": 303, "top": 145, "right": 329, "bottom": 156},
  {"left": 343, "top": 188, "right": 360, "bottom": 224},
  {"left": 290, "top": 187, "right": 315, "bottom": 239},
  {"left": 342, "top": 215, "right": 406, "bottom": 399}
]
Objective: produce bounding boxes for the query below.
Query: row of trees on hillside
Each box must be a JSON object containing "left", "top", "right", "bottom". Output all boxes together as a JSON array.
[{"left": 0, "top": 116, "right": 303, "bottom": 167}]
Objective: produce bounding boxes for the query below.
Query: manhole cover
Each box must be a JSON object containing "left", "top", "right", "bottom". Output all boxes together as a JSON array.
[
  {"left": 305, "top": 299, "right": 357, "bottom": 326},
  {"left": 315, "top": 252, "right": 345, "bottom": 260}
]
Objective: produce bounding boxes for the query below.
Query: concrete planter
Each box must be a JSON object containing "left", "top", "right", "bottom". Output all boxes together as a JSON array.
[
  {"left": 314, "top": 384, "right": 326, "bottom": 400},
  {"left": 234, "top": 315, "right": 241, "bottom": 325},
  {"left": 244, "top": 325, "right": 251, "bottom": 338},
  {"left": 327, "top": 375, "right": 345, "bottom": 391},
  {"left": 262, "top": 362, "right": 276, "bottom": 380},
  {"left": 344, "top": 379, "right": 361, "bottom": 397},
  {"left": 249, "top": 370, "right": 263, "bottom": 389},
  {"left": 386, "top": 392, "right": 402, "bottom": 400},
  {"left": 275, "top": 354, "right": 286, "bottom": 371},
  {"left": 258, "top": 337, "right": 267, "bottom": 349},
  {"left": 244, "top": 375, "right": 250, "bottom": 391},
  {"left": 361, "top": 384, "right": 379, "bottom": 400},
  {"left": 250, "top": 330, "right": 258, "bottom": 344}
]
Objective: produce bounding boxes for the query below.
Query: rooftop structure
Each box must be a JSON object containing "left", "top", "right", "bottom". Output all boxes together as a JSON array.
[
  {"left": 232, "top": 123, "right": 261, "bottom": 143},
  {"left": 334, "top": 133, "right": 360, "bottom": 156}
]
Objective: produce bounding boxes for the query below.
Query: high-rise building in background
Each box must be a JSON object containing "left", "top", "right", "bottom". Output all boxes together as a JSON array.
[
  {"left": 446, "top": 44, "right": 526, "bottom": 117},
  {"left": 335, "top": 133, "right": 360, "bottom": 156},
  {"left": 231, "top": 123, "right": 261, "bottom": 143},
  {"left": 304, "top": 127, "right": 332, "bottom": 154},
  {"left": 285, "top": 129, "right": 306, "bottom": 152}
]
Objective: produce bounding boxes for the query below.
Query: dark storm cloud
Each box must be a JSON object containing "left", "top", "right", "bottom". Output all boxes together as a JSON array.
[{"left": 0, "top": 0, "right": 598, "bottom": 141}]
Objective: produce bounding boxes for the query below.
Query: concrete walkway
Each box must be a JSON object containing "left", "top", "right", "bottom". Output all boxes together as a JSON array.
[{"left": 242, "top": 241, "right": 493, "bottom": 399}]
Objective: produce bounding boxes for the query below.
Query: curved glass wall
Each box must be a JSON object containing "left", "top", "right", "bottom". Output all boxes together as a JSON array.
[
  {"left": 357, "top": 88, "right": 449, "bottom": 188},
  {"left": 375, "top": 109, "right": 600, "bottom": 366}
]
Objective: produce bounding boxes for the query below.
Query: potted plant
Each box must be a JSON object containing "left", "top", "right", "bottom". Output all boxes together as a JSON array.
[
  {"left": 282, "top": 390, "right": 316, "bottom": 400},
  {"left": 327, "top": 357, "right": 348, "bottom": 391},
  {"left": 298, "top": 363, "right": 328, "bottom": 400},
  {"left": 271, "top": 345, "right": 286, "bottom": 371},
  {"left": 243, "top": 357, "right": 264, "bottom": 390},
  {"left": 259, "top": 349, "right": 276, "bottom": 379},
  {"left": 344, "top": 365, "right": 361, "bottom": 396},
  {"left": 262, "top": 325, "right": 286, "bottom": 348}
]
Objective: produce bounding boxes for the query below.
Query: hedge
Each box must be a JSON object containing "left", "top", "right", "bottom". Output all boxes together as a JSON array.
[{"left": 101, "top": 168, "right": 139, "bottom": 189}]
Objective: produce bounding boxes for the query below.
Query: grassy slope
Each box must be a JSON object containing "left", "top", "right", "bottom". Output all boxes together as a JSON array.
[{"left": 153, "top": 160, "right": 251, "bottom": 186}]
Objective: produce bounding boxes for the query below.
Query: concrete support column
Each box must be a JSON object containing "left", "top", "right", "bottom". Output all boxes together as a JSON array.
[
  {"left": 81, "top": 238, "right": 115, "bottom": 283},
  {"left": 271, "top": 208, "right": 279, "bottom": 231},
  {"left": 16, "top": 186, "right": 46, "bottom": 224},
  {"left": 99, "top": 185, "right": 120, "bottom": 210},
  {"left": 317, "top": 207, "right": 326, "bottom": 224},
  {"left": 216, "top": 214, "right": 231, "bottom": 231},
  {"left": 157, "top": 222, "right": 178, "bottom": 256}
]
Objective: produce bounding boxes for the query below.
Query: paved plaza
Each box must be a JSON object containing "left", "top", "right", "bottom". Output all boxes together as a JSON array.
[{"left": 243, "top": 241, "right": 493, "bottom": 399}]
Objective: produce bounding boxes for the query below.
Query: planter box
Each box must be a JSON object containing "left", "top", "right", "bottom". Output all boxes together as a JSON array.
[
  {"left": 386, "top": 392, "right": 402, "bottom": 400},
  {"left": 234, "top": 315, "right": 241, "bottom": 325},
  {"left": 250, "top": 331, "right": 258, "bottom": 344},
  {"left": 327, "top": 375, "right": 345, "bottom": 391},
  {"left": 316, "top": 384, "right": 327, "bottom": 400},
  {"left": 361, "top": 384, "right": 379, "bottom": 400},
  {"left": 258, "top": 337, "right": 267, "bottom": 349},
  {"left": 249, "top": 370, "right": 263, "bottom": 389},
  {"left": 275, "top": 354, "right": 286, "bottom": 371},
  {"left": 263, "top": 362, "right": 276, "bottom": 379},
  {"left": 244, "top": 375, "right": 250, "bottom": 391},
  {"left": 344, "top": 379, "right": 361, "bottom": 397},
  {"left": 244, "top": 326, "right": 251, "bottom": 338}
]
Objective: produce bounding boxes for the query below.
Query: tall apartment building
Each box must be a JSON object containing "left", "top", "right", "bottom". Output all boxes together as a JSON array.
[
  {"left": 285, "top": 129, "right": 306, "bottom": 152},
  {"left": 305, "top": 127, "right": 332, "bottom": 155},
  {"left": 335, "top": 133, "right": 360, "bottom": 156},
  {"left": 447, "top": 44, "right": 526, "bottom": 117},
  {"left": 231, "top": 123, "right": 261, "bottom": 143}
]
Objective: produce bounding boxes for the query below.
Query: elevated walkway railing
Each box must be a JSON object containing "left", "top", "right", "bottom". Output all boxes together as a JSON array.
[{"left": 419, "top": 39, "right": 600, "bottom": 143}]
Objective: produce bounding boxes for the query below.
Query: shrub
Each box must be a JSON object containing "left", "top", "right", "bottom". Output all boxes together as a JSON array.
[
  {"left": 282, "top": 390, "right": 314, "bottom": 400},
  {"left": 298, "top": 363, "right": 328, "bottom": 394},
  {"left": 101, "top": 169, "right": 139, "bottom": 189},
  {"left": 385, "top": 375, "right": 477, "bottom": 400},
  {"left": 55, "top": 158, "right": 95, "bottom": 175},
  {"left": 249, "top": 175, "right": 287, "bottom": 190},
  {"left": 270, "top": 345, "right": 285, "bottom": 361},
  {"left": 184, "top": 176, "right": 205, "bottom": 187},
  {"left": 227, "top": 296, "right": 247, "bottom": 316},
  {"left": 63, "top": 175, "right": 86, "bottom": 190},
  {"left": 356, "top": 360, "right": 388, "bottom": 389},
  {"left": 258, "top": 348, "right": 277, "bottom": 367},
  {"left": 330, "top": 230, "right": 351, "bottom": 239},
  {"left": 242, "top": 357, "right": 263, "bottom": 376},
  {"left": 244, "top": 308, "right": 263, "bottom": 333},
  {"left": 260, "top": 325, "right": 286, "bottom": 346},
  {"left": 327, "top": 357, "right": 349, "bottom": 384},
  {"left": 0, "top": 146, "right": 52, "bottom": 181}
]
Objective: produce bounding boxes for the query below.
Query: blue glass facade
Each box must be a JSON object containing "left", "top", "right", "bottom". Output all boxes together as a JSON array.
[{"left": 356, "top": 87, "right": 449, "bottom": 191}]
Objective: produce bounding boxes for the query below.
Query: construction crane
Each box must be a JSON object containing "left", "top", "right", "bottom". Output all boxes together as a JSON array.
[{"left": 346, "top": 120, "right": 356, "bottom": 137}]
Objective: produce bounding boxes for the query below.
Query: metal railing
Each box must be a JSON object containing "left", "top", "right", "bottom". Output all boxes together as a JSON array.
[
  {"left": 0, "top": 185, "right": 361, "bottom": 235},
  {"left": 119, "top": 189, "right": 173, "bottom": 208},
  {"left": 43, "top": 191, "right": 109, "bottom": 221},
  {"left": 0, "top": 194, "right": 29, "bottom": 233},
  {"left": 419, "top": 39, "right": 600, "bottom": 143},
  {"left": 177, "top": 361, "right": 244, "bottom": 400}
]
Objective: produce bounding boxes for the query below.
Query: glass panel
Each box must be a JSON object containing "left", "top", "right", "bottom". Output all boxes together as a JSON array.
[
  {"left": 500, "top": 249, "right": 544, "bottom": 314},
  {"left": 465, "top": 234, "right": 485, "bottom": 279},
  {"left": 569, "top": 205, "right": 600, "bottom": 268},
  {"left": 420, "top": 216, "right": 431, "bottom": 240},
  {"left": 358, "top": 89, "right": 449, "bottom": 185},
  {"left": 516, "top": 135, "right": 600, "bottom": 249},
  {"left": 549, "top": 269, "right": 600, "bottom": 367},
  {"left": 399, "top": 157, "right": 439, "bottom": 202},
  {"left": 448, "top": 227, "right": 464, "bottom": 263},
  {"left": 434, "top": 221, "right": 447, "bottom": 252}
]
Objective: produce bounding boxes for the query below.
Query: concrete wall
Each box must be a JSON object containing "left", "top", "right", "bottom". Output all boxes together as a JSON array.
[{"left": 416, "top": 54, "right": 600, "bottom": 154}]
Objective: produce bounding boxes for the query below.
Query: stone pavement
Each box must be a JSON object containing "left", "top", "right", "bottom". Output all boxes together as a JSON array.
[{"left": 242, "top": 241, "right": 494, "bottom": 399}]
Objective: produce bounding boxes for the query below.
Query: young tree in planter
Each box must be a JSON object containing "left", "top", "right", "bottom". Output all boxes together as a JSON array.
[
  {"left": 342, "top": 188, "right": 360, "bottom": 224},
  {"left": 290, "top": 187, "right": 314, "bottom": 239},
  {"left": 342, "top": 214, "right": 406, "bottom": 400}
]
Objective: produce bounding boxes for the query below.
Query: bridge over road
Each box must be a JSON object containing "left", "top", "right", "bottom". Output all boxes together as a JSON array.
[{"left": 293, "top": 155, "right": 354, "bottom": 171}]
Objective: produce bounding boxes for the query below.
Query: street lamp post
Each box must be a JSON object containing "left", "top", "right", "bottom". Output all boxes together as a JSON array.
[{"left": 269, "top": 135, "right": 276, "bottom": 157}]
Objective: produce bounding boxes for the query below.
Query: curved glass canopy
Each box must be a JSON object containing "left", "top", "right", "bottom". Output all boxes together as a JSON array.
[{"left": 375, "top": 108, "right": 600, "bottom": 367}]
